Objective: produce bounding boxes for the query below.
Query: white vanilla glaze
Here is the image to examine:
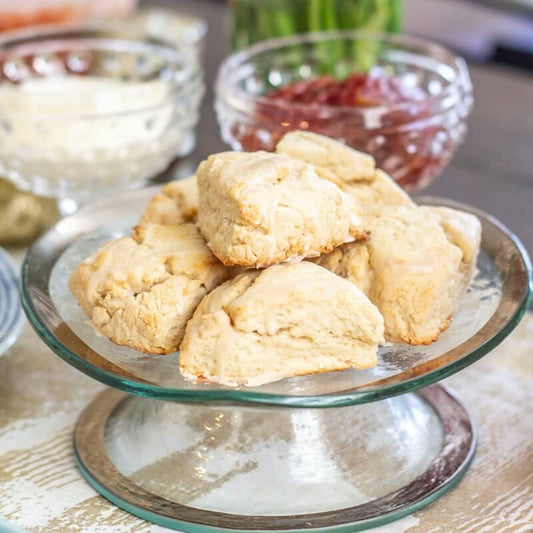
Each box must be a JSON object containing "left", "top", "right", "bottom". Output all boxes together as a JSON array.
[
  {"left": 276, "top": 130, "right": 377, "bottom": 182},
  {"left": 179, "top": 262, "right": 384, "bottom": 386},
  {"left": 206, "top": 151, "right": 362, "bottom": 266}
]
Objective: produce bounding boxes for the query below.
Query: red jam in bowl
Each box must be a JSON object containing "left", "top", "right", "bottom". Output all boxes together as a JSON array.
[{"left": 234, "top": 73, "right": 456, "bottom": 191}]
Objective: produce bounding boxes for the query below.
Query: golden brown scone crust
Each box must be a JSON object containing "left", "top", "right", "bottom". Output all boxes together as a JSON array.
[
  {"left": 179, "top": 262, "right": 384, "bottom": 386},
  {"left": 139, "top": 176, "right": 198, "bottom": 225},
  {"left": 317, "top": 206, "right": 481, "bottom": 345},
  {"left": 196, "top": 151, "right": 367, "bottom": 267},
  {"left": 277, "top": 132, "right": 481, "bottom": 345},
  {"left": 69, "top": 223, "right": 230, "bottom": 354}
]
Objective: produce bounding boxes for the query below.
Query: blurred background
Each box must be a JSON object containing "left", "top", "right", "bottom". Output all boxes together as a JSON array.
[{"left": 0, "top": 0, "right": 531, "bottom": 258}]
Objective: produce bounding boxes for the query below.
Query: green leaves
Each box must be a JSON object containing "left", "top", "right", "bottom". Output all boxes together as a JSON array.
[{"left": 231, "top": 0, "right": 402, "bottom": 51}]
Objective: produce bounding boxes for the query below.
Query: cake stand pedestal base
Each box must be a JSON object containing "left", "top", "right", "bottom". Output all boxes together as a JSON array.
[{"left": 74, "top": 384, "right": 475, "bottom": 532}]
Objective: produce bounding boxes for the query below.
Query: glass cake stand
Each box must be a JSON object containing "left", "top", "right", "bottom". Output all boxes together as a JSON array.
[{"left": 20, "top": 187, "right": 532, "bottom": 532}]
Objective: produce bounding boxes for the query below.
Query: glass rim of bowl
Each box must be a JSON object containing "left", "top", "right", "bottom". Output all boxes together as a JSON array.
[
  {"left": 106, "top": 7, "right": 208, "bottom": 48},
  {"left": 0, "top": 24, "right": 203, "bottom": 120},
  {"left": 217, "top": 30, "right": 472, "bottom": 119}
]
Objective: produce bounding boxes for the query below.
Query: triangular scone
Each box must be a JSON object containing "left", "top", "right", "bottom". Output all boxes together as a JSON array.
[
  {"left": 69, "top": 223, "right": 230, "bottom": 354},
  {"left": 316, "top": 206, "right": 481, "bottom": 345},
  {"left": 179, "top": 262, "right": 384, "bottom": 386},
  {"left": 276, "top": 131, "right": 413, "bottom": 212},
  {"left": 196, "top": 151, "right": 368, "bottom": 267},
  {"left": 276, "top": 130, "right": 376, "bottom": 184},
  {"left": 139, "top": 176, "right": 198, "bottom": 225}
]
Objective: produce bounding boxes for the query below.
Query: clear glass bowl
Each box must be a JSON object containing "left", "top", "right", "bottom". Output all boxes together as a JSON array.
[
  {"left": 216, "top": 31, "right": 473, "bottom": 191},
  {"left": 19, "top": 187, "right": 532, "bottom": 408},
  {"left": 0, "top": 26, "right": 203, "bottom": 205}
]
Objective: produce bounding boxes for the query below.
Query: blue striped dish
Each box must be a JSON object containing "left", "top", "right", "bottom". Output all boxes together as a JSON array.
[{"left": 0, "top": 247, "right": 24, "bottom": 357}]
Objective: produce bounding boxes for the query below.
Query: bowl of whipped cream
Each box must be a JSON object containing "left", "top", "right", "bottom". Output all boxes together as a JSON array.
[{"left": 0, "top": 26, "right": 203, "bottom": 207}]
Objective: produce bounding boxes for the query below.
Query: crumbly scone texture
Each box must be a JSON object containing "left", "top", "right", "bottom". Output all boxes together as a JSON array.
[
  {"left": 69, "top": 223, "right": 230, "bottom": 354},
  {"left": 276, "top": 130, "right": 376, "bottom": 184},
  {"left": 276, "top": 132, "right": 413, "bottom": 212},
  {"left": 196, "top": 151, "right": 367, "bottom": 267},
  {"left": 139, "top": 176, "right": 198, "bottom": 225},
  {"left": 316, "top": 206, "right": 481, "bottom": 345},
  {"left": 179, "top": 262, "right": 384, "bottom": 386},
  {"left": 311, "top": 241, "right": 373, "bottom": 296}
]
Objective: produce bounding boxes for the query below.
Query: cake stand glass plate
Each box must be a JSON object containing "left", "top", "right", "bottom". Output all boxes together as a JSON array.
[
  {"left": 20, "top": 186, "right": 532, "bottom": 532},
  {"left": 0, "top": 246, "right": 24, "bottom": 357},
  {"left": 20, "top": 187, "right": 531, "bottom": 407}
]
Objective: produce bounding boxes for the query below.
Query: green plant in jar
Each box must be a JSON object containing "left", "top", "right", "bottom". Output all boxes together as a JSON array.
[{"left": 231, "top": 0, "right": 402, "bottom": 51}]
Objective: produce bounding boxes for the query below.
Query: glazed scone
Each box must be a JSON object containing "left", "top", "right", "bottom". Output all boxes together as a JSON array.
[
  {"left": 179, "top": 262, "right": 384, "bottom": 386},
  {"left": 316, "top": 206, "right": 481, "bottom": 345},
  {"left": 69, "top": 223, "right": 230, "bottom": 354},
  {"left": 139, "top": 176, "right": 198, "bottom": 225},
  {"left": 420, "top": 205, "right": 481, "bottom": 285},
  {"left": 276, "top": 132, "right": 413, "bottom": 212},
  {"left": 276, "top": 130, "right": 376, "bottom": 184},
  {"left": 347, "top": 169, "right": 414, "bottom": 213},
  {"left": 196, "top": 151, "right": 367, "bottom": 267}
]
